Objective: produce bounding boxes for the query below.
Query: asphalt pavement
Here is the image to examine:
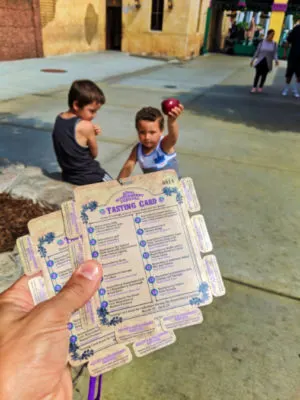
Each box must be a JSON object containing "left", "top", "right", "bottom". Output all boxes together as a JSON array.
[{"left": 1, "top": 52, "right": 299, "bottom": 400}]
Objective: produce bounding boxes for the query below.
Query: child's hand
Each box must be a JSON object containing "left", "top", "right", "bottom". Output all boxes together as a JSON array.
[
  {"left": 93, "top": 124, "right": 102, "bottom": 136},
  {"left": 168, "top": 104, "right": 184, "bottom": 121}
]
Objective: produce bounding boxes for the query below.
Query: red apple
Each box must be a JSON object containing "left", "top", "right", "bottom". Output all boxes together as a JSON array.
[{"left": 161, "top": 98, "right": 180, "bottom": 115}]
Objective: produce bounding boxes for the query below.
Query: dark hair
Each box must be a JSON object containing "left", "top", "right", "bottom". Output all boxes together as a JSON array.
[
  {"left": 68, "top": 80, "right": 106, "bottom": 108},
  {"left": 135, "top": 107, "right": 164, "bottom": 131},
  {"left": 267, "top": 29, "right": 275, "bottom": 36}
]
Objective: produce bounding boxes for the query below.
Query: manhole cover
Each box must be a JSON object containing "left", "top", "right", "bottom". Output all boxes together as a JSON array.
[
  {"left": 164, "top": 85, "right": 177, "bottom": 89},
  {"left": 41, "top": 69, "right": 67, "bottom": 73}
]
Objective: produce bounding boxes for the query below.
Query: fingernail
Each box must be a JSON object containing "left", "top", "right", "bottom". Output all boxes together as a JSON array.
[{"left": 77, "top": 261, "right": 100, "bottom": 281}]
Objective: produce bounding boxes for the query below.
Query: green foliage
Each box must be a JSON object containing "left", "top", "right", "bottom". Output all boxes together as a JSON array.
[{"left": 237, "top": 21, "right": 249, "bottom": 30}]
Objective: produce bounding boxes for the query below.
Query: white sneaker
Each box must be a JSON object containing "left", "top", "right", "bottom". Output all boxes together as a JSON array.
[
  {"left": 294, "top": 91, "right": 300, "bottom": 98},
  {"left": 282, "top": 88, "right": 289, "bottom": 96}
]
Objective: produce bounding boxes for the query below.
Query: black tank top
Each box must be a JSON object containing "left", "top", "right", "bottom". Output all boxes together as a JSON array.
[{"left": 52, "top": 115, "right": 105, "bottom": 185}]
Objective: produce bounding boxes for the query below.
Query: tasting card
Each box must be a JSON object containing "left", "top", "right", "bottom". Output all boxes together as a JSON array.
[
  {"left": 17, "top": 170, "right": 225, "bottom": 375},
  {"left": 19, "top": 212, "right": 166, "bottom": 371},
  {"left": 73, "top": 170, "right": 213, "bottom": 329},
  {"left": 23, "top": 211, "right": 122, "bottom": 369}
]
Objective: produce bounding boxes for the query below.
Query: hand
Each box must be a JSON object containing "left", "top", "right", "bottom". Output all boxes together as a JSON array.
[
  {"left": 93, "top": 124, "right": 102, "bottom": 136},
  {"left": 0, "top": 260, "right": 103, "bottom": 400},
  {"left": 168, "top": 104, "right": 184, "bottom": 121},
  {"left": 275, "top": 60, "right": 279, "bottom": 67},
  {"left": 250, "top": 60, "right": 254, "bottom": 67}
]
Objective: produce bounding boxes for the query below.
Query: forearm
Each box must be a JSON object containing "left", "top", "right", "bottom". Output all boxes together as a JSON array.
[
  {"left": 88, "top": 137, "right": 98, "bottom": 158},
  {"left": 167, "top": 119, "right": 179, "bottom": 145},
  {"left": 274, "top": 44, "right": 278, "bottom": 61},
  {"left": 118, "top": 164, "right": 135, "bottom": 179},
  {"left": 90, "top": 152, "right": 98, "bottom": 159},
  {"left": 252, "top": 50, "right": 259, "bottom": 61}
]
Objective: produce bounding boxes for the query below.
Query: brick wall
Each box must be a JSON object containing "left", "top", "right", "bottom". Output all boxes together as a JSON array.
[{"left": 0, "top": 0, "right": 43, "bottom": 61}]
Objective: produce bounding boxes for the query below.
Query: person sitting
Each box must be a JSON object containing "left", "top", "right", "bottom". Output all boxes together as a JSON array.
[{"left": 52, "top": 80, "right": 112, "bottom": 186}]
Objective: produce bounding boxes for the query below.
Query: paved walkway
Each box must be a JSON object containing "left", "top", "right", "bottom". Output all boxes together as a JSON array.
[
  {"left": 1, "top": 52, "right": 300, "bottom": 400},
  {"left": 0, "top": 51, "right": 166, "bottom": 100}
]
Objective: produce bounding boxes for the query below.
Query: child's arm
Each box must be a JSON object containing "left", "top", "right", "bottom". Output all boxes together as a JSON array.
[
  {"left": 118, "top": 145, "right": 137, "bottom": 179},
  {"left": 250, "top": 41, "right": 262, "bottom": 65},
  {"left": 161, "top": 104, "right": 184, "bottom": 154},
  {"left": 77, "top": 121, "right": 98, "bottom": 158}
]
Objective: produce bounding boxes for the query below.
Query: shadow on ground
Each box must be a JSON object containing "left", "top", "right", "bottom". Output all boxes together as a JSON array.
[
  {"left": 182, "top": 68, "right": 300, "bottom": 133},
  {"left": 0, "top": 112, "right": 60, "bottom": 176}
]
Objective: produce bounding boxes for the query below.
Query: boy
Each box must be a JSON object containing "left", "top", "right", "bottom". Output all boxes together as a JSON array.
[
  {"left": 118, "top": 104, "right": 184, "bottom": 179},
  {"left": 52, "top": 80, "right": 112, "bottom": 185}
]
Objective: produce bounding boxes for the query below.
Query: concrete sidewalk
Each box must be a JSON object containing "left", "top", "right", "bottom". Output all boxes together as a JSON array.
[
  {"left": 0, "top": 51, "right": 166, "bottom": 101},
  {"left": 1, "top": 53, "right": 300, "bottom": 400}
]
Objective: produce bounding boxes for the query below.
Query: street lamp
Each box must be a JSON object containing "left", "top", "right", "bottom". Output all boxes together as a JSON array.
[
  {"left": 168, "top": 0, "right": 174, "bottom": 10},
  {"left": 134, "top": 0, "right": 141, "bottom": 9}
]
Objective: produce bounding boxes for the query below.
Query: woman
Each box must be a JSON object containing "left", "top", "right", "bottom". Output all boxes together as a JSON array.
[{"left": 250, "top": 29, "right": 279, "bottom": 93}]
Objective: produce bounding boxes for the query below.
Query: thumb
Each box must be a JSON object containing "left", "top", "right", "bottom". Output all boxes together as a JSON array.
[{"left": 49, "top": 260, "right": 102, "bottom": 320}]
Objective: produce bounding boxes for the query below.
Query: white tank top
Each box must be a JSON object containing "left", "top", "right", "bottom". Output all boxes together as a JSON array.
[{"left": 137, "top": 137, "right": 180, "bottom": 176}]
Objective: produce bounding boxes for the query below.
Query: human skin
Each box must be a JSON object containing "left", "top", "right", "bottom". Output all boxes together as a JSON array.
[{"left": 0, "top": 260, "right": 102, "bottom": 400}]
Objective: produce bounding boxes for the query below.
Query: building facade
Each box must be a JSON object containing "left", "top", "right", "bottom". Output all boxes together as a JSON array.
[
  {"left": 0, "top": 0, "right": 218, "bottom": 61},
  {"left": 1, "top": 0, "right": 299, "bottom": 61},
  {"left": 121, "top": 0, "right": 213, "bottom": 59},
  {"left": 39, "top": 0, "right": 215, "bottom": 59}
]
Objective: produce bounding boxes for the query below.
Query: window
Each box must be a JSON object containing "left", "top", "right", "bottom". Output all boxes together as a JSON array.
[{"left": 151, "top": 0, "right": 164, "bottom": 31}]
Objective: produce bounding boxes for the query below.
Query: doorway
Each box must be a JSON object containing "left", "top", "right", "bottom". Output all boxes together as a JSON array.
[
  {"left": 209, "top": 6, "right": 224, "bottom": 52},
  {"left": 106, "top": 0, "right": 122, "bottom": 50}
]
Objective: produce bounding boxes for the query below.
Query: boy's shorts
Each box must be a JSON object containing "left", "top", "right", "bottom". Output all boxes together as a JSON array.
[{"left": 102, "top": 171, "right": 113, "bottom": 182}]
